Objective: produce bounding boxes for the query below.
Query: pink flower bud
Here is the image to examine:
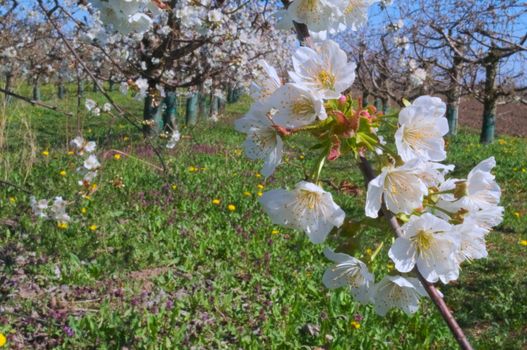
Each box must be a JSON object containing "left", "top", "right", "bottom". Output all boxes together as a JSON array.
[{"left": 338, "top": 95, "right": 347, "bottom": 105}]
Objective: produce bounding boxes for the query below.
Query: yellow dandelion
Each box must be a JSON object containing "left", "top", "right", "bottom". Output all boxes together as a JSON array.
[
  {"left": 243, "top": 191, "right": 251, "bottom": 197},
  {"left": 91, "top": 183, "right": 98, "bottom": 191},
  {"left": 57, "top": 222, "right": 68, "bottom": 230},
  {"left": 227, "top": 204, "right": 236, "bottom": 212},
  {"left": 498, "top": 139, "right": 507, "bottom": 145},
  {"left": 59, "top": 170, "right": 67, "bottom": 177},
  {"left": 42, "top": 150, "right": 49, "bottom": 157},
  {"left": 89, "top": 224, "right": 97, "bottom": 231},
  {"left": 212, "top": 199, "right": 221, "bottom": 205},
  {"left": 350, "top": 321, "right": 361, "bottom": 329},
  {"left": 365, "top": 248, "right": 373, "bottom": 255},
  {"left": 234, "top": 149, "right": 242, "bottom": 156},
  {"left": 81, "top": 207, "right": 87, "bottom": 215},
  {"left": 114, "top": 154, "right": 121, "bottom": 160},
  {"left": 171, "top": 184, "right": 177, "bottom": 190},
  {"left": 257, "top": 191, "right": 263, "bottom": 197},
  {"left": 299, "top": 154, "right": 305, "bottom": 160},
  {"left": 67, "top": 151, "right": 75, "bottom": 156},
  {"left": 271, "top": 229, "right": 279, "bottom": 235},
  {"left": 123, "top": 136, "right": 129, "bottom": 141},
  {"left": 513, "top": 212, "right": 521, "bottom": 219},
  {"left": 9, "top": 197, "right": 16, "bottom": 204},
  {"left": 257, "top": 184, "right": 265, "bottom": 190},
  {"left": 0, "top": 333, "right": 6, "bottom": 347},
  {"left": 522, "top": 168, "right": 526, "bottom": 173},
  {"left": 255, "top": 172, "right": 262, "bottom": 178},
  {"left": 520, "top": 240, "right": 527, "bottom": 247},
  {"left": 83, "top": 195, "right": 91, "bottom": 200},
  {"left": 188, "top": 166, "right": 197, "bottom": 172}
]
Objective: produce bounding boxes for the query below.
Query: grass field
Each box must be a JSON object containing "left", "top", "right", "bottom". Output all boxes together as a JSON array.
[{"left": 1, "top": 85, "right": 526, "bottom": 349}]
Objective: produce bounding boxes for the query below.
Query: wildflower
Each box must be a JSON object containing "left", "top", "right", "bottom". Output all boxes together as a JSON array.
[
  {"left": 373, "top": 275, "right": 427, "bottom": 316},
  {"left": 272, "top": 229, "right": 280, "bottom": 235},
  {"left": 255, "top": 173, "right": 262, "bottom": 178},
  {"left": 212, "top": 199, "right": 221, "bottom": 205},
  {"left": 520, "top": 240, "right": 527, "bottom": 247},
  {"left": 388, "top": 213, "right": 460, "bottom": 284},
  {"left": 42, "top": 150, "right": 49, "bottom": 157},
  {"left": 9, "top": 197, "right": 16, "bottom": 204},
  {"left": 257, "top": 184, "right": 265, "bottom": 190},
  {"left": 243, "top": 191, "right": 251, "bottom": 197},
  {"left": 395, "top": 96, "right": 448, "bottom": 162},
  {"left": 227, "top": 204, "right": 236, "bottom": 212},
  {"left": 188, "top": 166, "right": 197, "bottom": 172},
  {"left": 81, "top": 207, "right": 87, "bottom": 215},
  {"left": 0, "top": 332, "right": 6, "bottom": 347},
  {"left": 171, "top": 184, "right": 177, "bottom": 190},
  {"left": 114, "top": 154, "right": 121, "bottom": 160},
  {"left": 497, "top": 139, "right": 507, "bottom": 145},
  {"left": 322, "top": 248, "right": 374, "bottom": 303},
  {"left": 67, "top": 151, "right": 75, "bottom": 156},
  {"left": 290, "top": 39, "right": 356, "bottom": 99},
  {"left": 59, "top": 170, "right": 67, "bottom": 177},
  {"left": 260, "top": 181, "right": 345, "bottom": 244},
  {"left": 257, "top": 191, "right": 264, "bottom": 197},
  {"left": 350, "top": 321, "right": 361, "bottom": 329},
  {"left": 513, "top": 212, "right": 521, "bottom": 219},
  {"left": 89, "top": 224, "right": 97, "bottom": 231},
  {"left": 57, "top": 222, "right": 68, "bottom": 230},
  {"left": 83, "top": 155, "right": 101, "bottom": 171}
]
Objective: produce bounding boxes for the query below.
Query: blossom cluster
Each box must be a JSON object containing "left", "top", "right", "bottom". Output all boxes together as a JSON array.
[{"left": 236, "top": 19, "right": 502, "bottom": 316}]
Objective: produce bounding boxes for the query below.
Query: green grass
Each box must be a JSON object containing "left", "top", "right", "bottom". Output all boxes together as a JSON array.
[{"left": 0, "top": 87, "right": 526, "bottom": 349}]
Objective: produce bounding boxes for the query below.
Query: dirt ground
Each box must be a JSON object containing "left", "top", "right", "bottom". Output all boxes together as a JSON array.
[{"left": 459, "top": 98, "right": 527, "bottom": 137}]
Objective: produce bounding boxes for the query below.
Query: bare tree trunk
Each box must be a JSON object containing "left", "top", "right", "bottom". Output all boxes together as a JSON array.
[{"left": 480, "top": 61, "right": 498, "bottom": 144}]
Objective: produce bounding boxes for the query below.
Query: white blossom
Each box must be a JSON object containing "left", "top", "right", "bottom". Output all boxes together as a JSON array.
[
  {"left": 50, "top": 196, "right": 70, "bottom": 222},
  {"left": 235, "top": 103, "right": 283, "bottom": 177},
  {"left": 83, "top": 154, "right": 101, "bottom": 171},
  {"left": 452, "top": 222, "right": 488, "bottom": 264},
  {"left": 395, "top": 96, "right": 448, "bottom": 162},
  {"left": 30, "top": 196, "right": 49, "bottom": 218},
  {"left": 365, "top": 159, "right": 428, "bottom": 218},
  {"left": 373, "top": 275, "right": 427, "bottom": 316},
  {"left": 290, "top": 39, "right": 356, "bottom": 100},
  {"left": 259, "top": 181, "right": 345, "bottom": 243},
  {"left": 166, "top": 130, "right": 181, "bottom": 149},
  {"left": 322, "top": 248, "right": 373, "bottom": 303},
  {"left": 70, "top": 136, "right": 96, "bottom": 155},
  {"left": 249, "top": 60, "right": 282, "bottom": 103},
  {"left": 388, "top": 213, "right": 460, "bottom": 284}
]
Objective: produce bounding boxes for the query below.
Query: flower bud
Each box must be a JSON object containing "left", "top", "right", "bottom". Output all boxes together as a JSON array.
[
  {"left": 453, "top": 181, "right": 468, "bottom": 199},
  {"left": 338, "top": 95, "right": 347, "bottom": 105}
]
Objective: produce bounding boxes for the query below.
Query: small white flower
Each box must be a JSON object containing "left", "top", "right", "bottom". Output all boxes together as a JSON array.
[
  {"left": 102, "top": 103, "right": 112, "bottom": 112},
  {"left": 207, "top": 9, "right": 223, "bottom": 23},
  {"left": 85, "top": 99, "right": 97, "bottom": 112},
  {"left": 322, "top": 248, "right": 374, "bottom": 303},
  {"left": 79, "top": 171, "right": 98, "bottom": 186},
  {"left": 395, "top": 96, "right": 448, "bottom": 162},
  {"left": 365, "top": 159, "right": 428, "bottom": 218},
  {"left": 285, "top": 0, "right": 340, "bottom": 32},
  {"left": 388, "top": 213, "right": 460, "bottom": 284},
  {"left": 464, "top": 206, "right": 504, "bottom": 233},
  {"left": 30, "top": 196, "right": 49, "bottom": 218},
  {"left": 452, "top": 222, "right": 488, "bottom": 264},
  {"left": 373, "top": 275, "right": 427, "bottom": 316},
  {"left": 166, "top": 130, "right": 181, "bottom": 149},
  {"left": 50, "top": 196, "right": 70, "bottom": 222},
  {"left": 290, "top": 39, "right": 356, "bottom": 99},
  {"left": 83, "top": 154, "right": 101, "bottom": 171},
  {"left": 70, "top": 136, "right": 96, "bottom": 155},
  {"left": 266, "top": 83, "right": 327, "bottom": 127},
  {"left": 409, "top": 68, "right": 427, "bottom": 88},
  {"left": 135, "top": 78, "right": 149, "bottom": 98},
  {"left": 120, "top": 81, "right": 129, "bottom": 95},
  {"left": 259, "top": 181, "right": 345, "bottom": 244},
  {"left": 333, "top": 0, "right": 379, "bottom": 31},
  {"left": 235, "top": 103, "right": 283, "bottom": 177},
  {"left": 249, "top": 60, "right": 282, "bottom": 103}
]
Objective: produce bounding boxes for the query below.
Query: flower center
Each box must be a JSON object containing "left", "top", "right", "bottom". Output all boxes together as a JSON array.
[
  {"left": 412, "top": 230, "right": 433, "bottom": 252},
  {"left": 402, "top": 125, "right": 434, "bottom": 150},
  {"left": 291, "top": 97, "right": 315, "bottom": 117},
  {"left": 298, "top": 0, "right": 319, "bottom": 13},
  {"left": 317, "top": 69, "right": 336, "bottom": 90},
  {"left": 298, "top": 189, "right": 321, "bottom": 210}
]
